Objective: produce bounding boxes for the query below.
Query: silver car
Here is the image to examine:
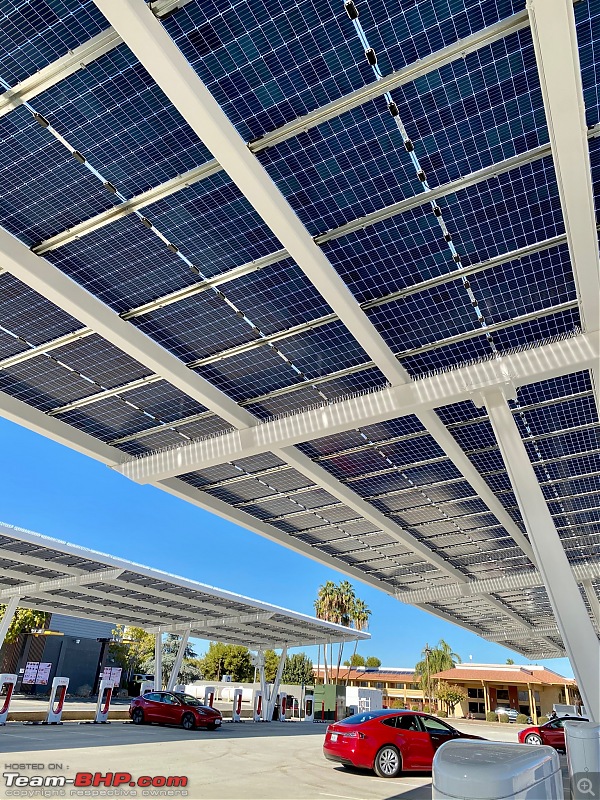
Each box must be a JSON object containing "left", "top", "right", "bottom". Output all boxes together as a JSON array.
[{"left": 494, "top": 706, "right": 519, "bottom": 722}]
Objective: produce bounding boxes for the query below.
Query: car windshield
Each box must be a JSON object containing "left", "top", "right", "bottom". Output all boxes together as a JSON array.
[{"left": 174, "top": 694, "right": 203, "bottom": 706}]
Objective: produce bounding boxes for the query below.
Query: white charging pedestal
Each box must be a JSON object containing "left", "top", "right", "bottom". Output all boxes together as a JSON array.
[
  {"left": 232, "top": 687, "right": 243, "bottom": 722},
  {"left": 93, "top": 679, "right": 114, "bottom": 724},
  {"left": 252, "top": 690, "right": 263, "bottom": 722},
  {"left": 279, "top": 692, "right": 287, "bottom": 721},
  {"left": 0, "top": 674, "right": 17, "bottom": 725},
  {"left": 46, "top": 677, "right": 69, "bottom": 724},
  {"left": 204, "top": 686, "right": 215, "bottom": 708},
  {"left": 304, "top": 693, "right": 314, "bottom": 723}
]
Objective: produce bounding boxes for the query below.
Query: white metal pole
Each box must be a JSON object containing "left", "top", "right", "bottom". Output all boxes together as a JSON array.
[
  {"left": 484, "top": 390, "right": 600, "bottom": 721},
  {"left": 0, "top": 596, "right": 19, "bottom": 652},
  {"left": 267, "top": 646, "right": 287, "bottom": 721},
  {"left": 166, "top": 632, "right": 189, "bottom": 691},
  {"left": 154, "top": 632, "right": 163, "bottom": 691}
]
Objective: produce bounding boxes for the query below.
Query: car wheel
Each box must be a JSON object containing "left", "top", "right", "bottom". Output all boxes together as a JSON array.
[
  {"left": 374, "top": 746, "right": 402, "bottom": 779},
  {"left": 181, "top": 712, "right": 196, "bottom": 731},
  {"left": 525, "top": 733, "right": 542, "bottom": 745},
  {"left": 131, "top": 708, "right": 144, "bottom": 725}
]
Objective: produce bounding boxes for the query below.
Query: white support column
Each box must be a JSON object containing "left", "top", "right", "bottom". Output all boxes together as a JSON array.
[
  {"left": 483, "top": 390, "right": 600, "bottom": 721},
  {"left": 154, "top": 632, "right": 163, "bottom": 691},
  {"left": 528, "top": 0, "right": 600, "bottom": 412},
  {"left": 266, "top": 646, "right": 287, "bottom": 722},
  {"left": 0, "top": 596, "right": 19, "bottom": 651},
  {"left": 166, "top": 632, "right": 189, "bottom": 691},
  {"left": 582, "top": 580, "right": 600, "bottom": 631}
]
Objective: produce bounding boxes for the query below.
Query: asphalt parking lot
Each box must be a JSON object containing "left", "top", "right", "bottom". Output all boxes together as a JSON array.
[{"left": 0, "top": 720, "right": 529, "bottom": 800}]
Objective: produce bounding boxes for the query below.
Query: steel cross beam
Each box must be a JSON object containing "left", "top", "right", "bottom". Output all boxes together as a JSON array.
[
  {"left": 482, "top": 389, "right": 600, "bottom": 722},
  {"left": 0, "top": 595, "right": 19, "bottom": 652},
  {"left": 166, "top": 631, "right": 189, "bottom": 691},
  {"left": 116, "top": 330, "right": 598, "bottom": 482},
  {"left": 528, "top": 0, "right": 600, "bottom": 413},
  {"left": 0, "top": 569, "right": 124, "bottom": 599},
  {"left": 148, "top": 612, "right": 275, "bottom": 635}
]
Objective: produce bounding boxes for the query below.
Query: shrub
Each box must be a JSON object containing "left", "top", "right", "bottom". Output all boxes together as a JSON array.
[
  {"left": 75, "top": 684, "right": 92, "bottom": 698},
  {"left": 410, "top": 705, "right": 419, "bottom": 712},
  {"left": 538, "top": 716, "right": 549, "bottom": 725},
  {"left": 391, "top": 699, "right": 405, "bottom": 709},
  {"left": 498, "top": 714, "right": 509, "bottom": 723},
  {"left": 516, "top": 714, "right": 529, "bottom": 725},
  {"left": 486, "top": 711, "right": 498, "bottom": 722},
  {"left": 422, "top": 704, "right": 431, "bottom": 713},
  {"left": 437, "top": 710, "right": 448, "bottom": 717}
]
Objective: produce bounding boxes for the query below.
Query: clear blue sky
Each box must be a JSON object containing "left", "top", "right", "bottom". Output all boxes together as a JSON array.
[{"left": 0, "top": 416, "right": 574, "bottom": 678}]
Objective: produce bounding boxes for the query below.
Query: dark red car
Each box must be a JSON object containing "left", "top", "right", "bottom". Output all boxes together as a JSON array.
[
  {"left": 518, "top": 716, "right": 588, "bottom": 750},
  {"left": 129, "top": 691, "right": 222, "bottom": 731},
  {"left": 323, "top": 709, "right": 484, "bottom": 778}
]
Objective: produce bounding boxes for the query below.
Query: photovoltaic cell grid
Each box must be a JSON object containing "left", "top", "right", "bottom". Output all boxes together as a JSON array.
[
  {"left": 0, "top": 0, "right": 108, "bottom": 86},
  {"left": 162, "top": 0, "right": 523, "bottom": 141},
  {"left": 576, "top": 0, "right": 600, "bottom": 126}
]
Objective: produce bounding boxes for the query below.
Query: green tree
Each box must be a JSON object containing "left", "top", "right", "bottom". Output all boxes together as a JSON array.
[
  {"left": 314, "top": 581, "right": 337, "bottom": 683},
  {"left": 315, "top": 581, "right": 371, "bottom": 683},
  {"left": 282, "top": 653, "right": 314, "bottom": 685},
  {"left": 343, "top": 653, "right": 366, "bottom": 667},
  {"left": 435, "top": 681, "right": 467, "bottom": 714},
  {"left": 506, "top": 658, "right": 515, "bottom": 665},
  {"left": 109, "top": 626, "right": 155, "bottom": 680},
  {"left": 264, "top": 649, "right": 279, "bottom": 683},
  {"left": 0, "top": 607, "right": 48, "bottom": 644},
  {"left": 414, "top": 640, "right": 461, "bottom": 705},
  {"left": 197, "top": 643, "right": 253, "bottom": 682},
  {"left": 141, "top": 634, "right": 202, "bottom": 687},
  {"left": 365, "top": 656, "right": 381, "bottom": 668}
]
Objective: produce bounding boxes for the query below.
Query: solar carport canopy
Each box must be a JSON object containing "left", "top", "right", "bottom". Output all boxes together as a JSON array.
[
  {"left": 0, "top": 0, "right": 598, "bottom": 713},
  {"left": 0, "top": 522, "right": 370, "bottom": 648}
]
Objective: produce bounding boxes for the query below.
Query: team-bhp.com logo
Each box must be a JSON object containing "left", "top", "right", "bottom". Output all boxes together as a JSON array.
[{"left": 3, "top": 771, "right": 188, "bottom": 796}]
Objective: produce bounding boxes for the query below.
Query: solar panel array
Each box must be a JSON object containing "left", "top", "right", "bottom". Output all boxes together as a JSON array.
[{"left": 0, "top": 0, "right": 598, "bottom": 659}]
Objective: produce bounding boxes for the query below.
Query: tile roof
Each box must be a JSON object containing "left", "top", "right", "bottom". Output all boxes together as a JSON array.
[{"left": 431, "top": 667, "right": 577, "bottom": 686}]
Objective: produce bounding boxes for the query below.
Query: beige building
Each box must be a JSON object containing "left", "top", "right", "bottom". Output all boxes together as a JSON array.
[
  {"left": 432, "top": 663, "right": 579, "bottom": 723},
  {"left": 313, "top": 667, "right": 425, "bottom": 707}
]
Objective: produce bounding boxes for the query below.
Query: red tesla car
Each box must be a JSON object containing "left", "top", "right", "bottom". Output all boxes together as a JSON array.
[
  {"left": 129, "top": 691, "right": 222, "bottom": 730},
  {"left": 323, "top": 709, "right": 484, "bottom": 778},
  {"left": 518, "top": 716, "right": 588, "bottom": 750}
]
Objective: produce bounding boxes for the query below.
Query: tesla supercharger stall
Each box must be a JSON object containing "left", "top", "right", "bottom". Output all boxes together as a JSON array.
[
  {"left": 279, "top": 692, "right": 287, "bottom": 722},
  {"left": 252, "top": 690, "right": 263, "bottom": 722},
  {"left": 89, "top": 679, "right": 114, "bottom": 724},
  {"left": 304, "top": 693, "right": 314, "bottom": 722},
  {"left": 45, "top": 676, "right": 69, "bottom": 724},
  {"left": 232, "top": 687, "right": 243, "bottom": 722},
  {"left": 204, "top": 686, "right": 215, "bottom": 708},
  {"left": 0, "top": 674, "right": 17, "bottom": 725}
]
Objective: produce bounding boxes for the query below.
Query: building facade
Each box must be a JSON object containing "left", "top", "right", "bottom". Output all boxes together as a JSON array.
[
  {"left": 314, "top": 667, "right": 425, "bottom": 708},
  {"left": 431, "top": 663, "right": 579, "bottom": 723}
]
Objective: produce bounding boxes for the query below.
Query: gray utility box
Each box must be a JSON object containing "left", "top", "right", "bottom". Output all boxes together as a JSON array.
[
  {"left": 565, "top": 720, "right": 600, "bottom": 800},
  {"left": 432, "top": 741, "right": 563, "bottom": 800}
]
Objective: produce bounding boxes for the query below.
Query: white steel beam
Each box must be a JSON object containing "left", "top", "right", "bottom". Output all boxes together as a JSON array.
[
  {"left": 266, "top": 646, "right": 288, "bottom": 721},
  {"left": 154, "top": 632, "right": 163, "bottom": 691},
  {"left": 483, "top": 390, "right": 600, "bottom": 721},
  {"left": 0, "top": 225, "right": 254, "bottom": 430},
  {"left": 0, "top": 569, "right": 123, "bottom": 599},
  {"left": 528, "top": 0, "right": 600, "bottom": 411},
  {"left": 116, "top": 329, "right": 599, "bottom": 482},
  {"left": 0, "top": 595, "right": 19, "bottom": 652},
  {"left": 397, "top": 561, "right": 600, "bottom": 605},
  {"left": 582, "top": 580, "right": 600, "bottom": 630},
  {"left": 166, "top": 632, "right": 189, "bottom": 691},
  {"left": 149, "top": 612, "right": 275, "bottom": 636}
]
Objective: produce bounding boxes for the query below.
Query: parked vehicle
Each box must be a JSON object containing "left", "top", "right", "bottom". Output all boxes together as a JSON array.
[
  {"left": 129, "top": 691, "right": 222, "bottom": 730},
  {"left": 494, "top": 706, "right": 519, "bottom": 722},
  {"left": 518, "top": 716, "right": 589, "bottom": 750},
  {"left": 323, "top": 709, "right": 484, "bottom": 778}
]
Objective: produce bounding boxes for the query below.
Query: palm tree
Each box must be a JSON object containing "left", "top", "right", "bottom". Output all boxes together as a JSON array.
[
  {"left": 414, "top": 639, "right": 461, "bottom": 707},
  {"left": 315, "top": 581, "right": 337, "bottom": 684},
  {"left": 334, "top": 581, "right": 356, "bottom": 681},
  {"left": 343, "top": 598, "right": 371, "bottom": 684}
]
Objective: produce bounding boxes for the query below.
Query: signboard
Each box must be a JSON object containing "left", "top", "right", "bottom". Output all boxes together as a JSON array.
[
  {"left": 22, "top": 662, "right": 52, "bottom": 685},
  {"left": 102, "top": 667, "right": 122, "bottom": 685}
]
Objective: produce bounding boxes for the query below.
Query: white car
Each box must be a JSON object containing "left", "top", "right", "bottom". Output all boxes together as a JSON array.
[{"left": 494, "top": 706, "right": 519, "bottom": 722}]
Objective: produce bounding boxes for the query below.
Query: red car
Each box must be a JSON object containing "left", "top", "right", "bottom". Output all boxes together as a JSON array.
[
  {"left": 129, "top": 690, "right": 222, "bottom": 731},
  {"left": 323, "top": 710, "right": 484, "bottom": 778},
  {"left": 518, "top": 716, "right": 588, "bottom": 750}
]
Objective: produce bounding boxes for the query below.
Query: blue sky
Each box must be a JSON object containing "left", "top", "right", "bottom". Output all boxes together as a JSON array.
[{"left": 0, "top": 416, "right": 574, "bottom": 678}]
